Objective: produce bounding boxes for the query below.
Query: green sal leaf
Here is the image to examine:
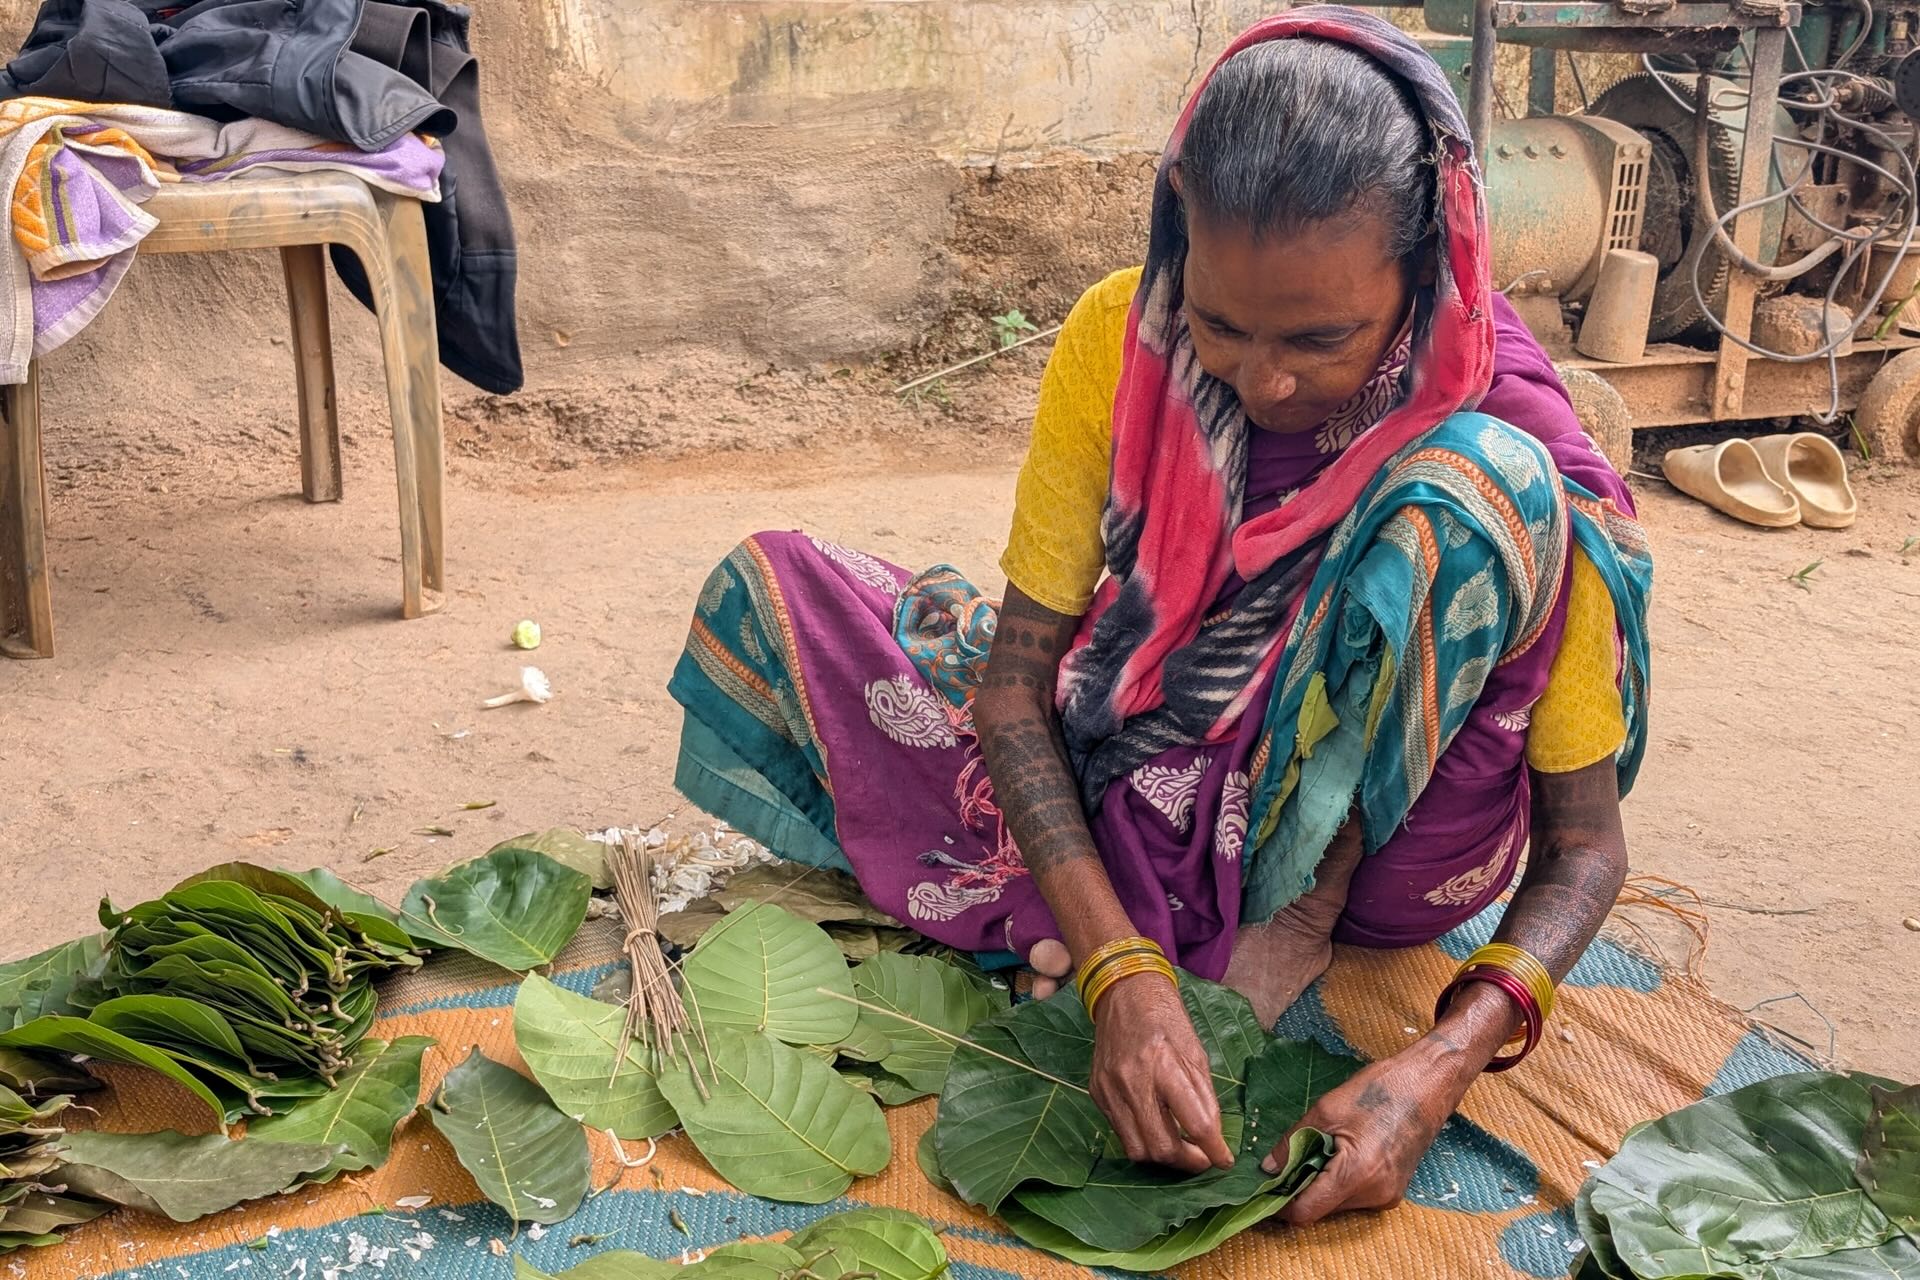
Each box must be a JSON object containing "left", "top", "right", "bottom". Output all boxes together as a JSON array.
[
  {"left": 490, "top": 830, "right": 612, "bottom": 891},
  {"left": 932, "top": 992, "right": 1107, "bottom": 1213},
  {"left": 513, "top": 1252, "right": 679, "bottom": 1280},
  {"left": 1240, "top": 1037, "right": 1364, "bottom": 1155},
  {"left": 1572, "top": 1177, "right": 1635, "bottom": 1279},
  {"left": 1005, "top": 1125, "right": 1334, "bottom": 1271},
  {"left": 0, "top": 1233, "right": 65, "bottom": 1254},
  {"left": 0, "top": 1192, "right": 111, "bottom": 1239},
  {"left": 513, "top": 974, "right": 676, "bottom": 1141},
  {"left": 1589, "top": 1070, "right": 1910, "bottom": 1278},
  {"left": 656, "top": 1027, "right": 889, "bottom": 1204},
  {"left": 1014, "top": 1089, "right": 1278, "bottom": 1254},
  {"left": 998, "top": 1149, "right": 1324, "bottom": 1271},
  {"left": 0, "top": 936, "right": 105, "bottom": 1030},
  {"left": 0, "top": 1045, "right": 99, "bottom": 1096},
  {"left": 84, "top": 994, "right": 251, "bottom": 1063},
  {"left": 851, "top": 954, "right": 1002, "bottom": 1095},
  {"left": 688, "top": 1241, "right": 810, "bottom": 1279},
  {"left": 400, "top": 848, "right": 592, "bottom": 972},
  {"left": 170, "top": 863, "right": 342, "bottom": 917},
  {"left": 247, "top": 1036, "right": 433, "bottom": 1182},
  {"left": 1178, "top": 978, "right": 1268, "bottom": 1104},
  {"left": 840, "top": 1061, "right": 930, "bottom": 1106},
  {"left": 430, "top": 1049, "right": 589, "bottom": 1225},
  {"left": 53, "top": 1130, "right": 342, "bottom": 1222},
  {"left": 0, "top": 1016, "right": 226, "bottom": 1127},
  {"left": 1861, "top": 1085, "right": 1920, "bottom": 1237},
  {"left": 680, "top": 902, "right": 857, "bottom": 1046},
  {"left": 1011, "top": 1150, "right": 1280, "bottom": 1252},
  {"left": 829, "top": 1018, "right": 894, "bottom": 1066},
  {"left": 787, "top": 1207, "right": 951, "bottom": 1280},
  {"left": 287, "top": 868, "right": 432, "bottom": 947},
  {"left": 916, "top": 1124, "right": 956, "bottom": 1197}
]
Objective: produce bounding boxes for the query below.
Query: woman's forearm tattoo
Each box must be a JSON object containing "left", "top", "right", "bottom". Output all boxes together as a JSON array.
[
  {"left": 1498, "top": 759, "right": 1630, "bottom": 981},
  {"left": 977, "top": 602, "right": 1100, "bottom": 876}
]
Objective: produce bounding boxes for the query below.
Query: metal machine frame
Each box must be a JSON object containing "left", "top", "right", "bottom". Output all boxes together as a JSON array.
[{"left": 1463, "top": 4, "right": 1920, "bottom": 433}]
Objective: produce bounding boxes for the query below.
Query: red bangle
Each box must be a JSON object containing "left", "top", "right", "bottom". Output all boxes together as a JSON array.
[{"left": 1434, "top": 965, "right": 1543, "bottom": 1072}]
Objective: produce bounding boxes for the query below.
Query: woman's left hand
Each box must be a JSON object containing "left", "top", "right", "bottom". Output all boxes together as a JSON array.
[{"left": 1266, "top": 1043, "right": 1461, "bottom": 1225}]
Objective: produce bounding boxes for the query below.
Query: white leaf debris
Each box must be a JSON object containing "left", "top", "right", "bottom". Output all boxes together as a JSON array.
[
  {"left": 530, "top": 1195, "right": 558, "bottom": 1210},
  {"left": 527, "top": 1224, "right": 547, "bottom": 1241},
  {"left": 394, "top": 1196, "right": 432, "bottom": 1210},
  {"left": 438, "top": 1209, "right": 466, "bottom": 1223},
  {"left": 1437, "top": 1181, "right": 1461, "bottom": 1203},
  {"left": 465, "top": 1237, "right": 481, "bottom": 1248},
  {"left": 400, "top": 1233, "right": 434, "bottom": 1262},
  {"left": 1582, "top": 1159, "right": 1603, "bottom": 1169},
  {"left": 595, "top": 824, "right": 772, "bottom": 914},
  {"left": 489, "top": 1239, "right": 508, "bottom": 1257}
]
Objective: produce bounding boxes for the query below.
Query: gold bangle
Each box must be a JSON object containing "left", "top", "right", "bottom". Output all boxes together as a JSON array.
[
  {"left": 1460, "top": 943, "right": 1556, "bottom": 1023},
  {"left": 1075, "top": 937, "right": 1163, "bottom": 999},
  {"left": 1077, "top": 935, "right": 1165, "bottom": 986},
  {"left": 1082, "top": 954, "right": 1178, "bottom": 1022},
  {"left": 1077, "top": 945, "right": 1164, "bottom": 1004}
]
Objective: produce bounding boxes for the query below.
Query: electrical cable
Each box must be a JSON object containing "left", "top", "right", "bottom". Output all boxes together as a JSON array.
[{"left": 1624, "top": 53, "right": 1920, "bottom": 420}]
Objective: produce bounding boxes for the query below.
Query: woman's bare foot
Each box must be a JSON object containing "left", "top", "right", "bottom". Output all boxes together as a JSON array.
[
  {"left": 1222, "top": 817, "right": 1366, "bottom": 1028},
  {"left": 1029, "top": 938, "right": 1073, "bottom": 999}
]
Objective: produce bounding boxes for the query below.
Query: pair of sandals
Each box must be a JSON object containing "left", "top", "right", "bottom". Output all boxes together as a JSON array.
[{"left": 1660, "top": 433, "right": 1858, "bottom": 529}]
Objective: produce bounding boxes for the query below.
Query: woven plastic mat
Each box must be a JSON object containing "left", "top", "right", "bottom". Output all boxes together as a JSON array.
[{"left": 17, "top": 909, "right": 1810, "bottom": 1280}]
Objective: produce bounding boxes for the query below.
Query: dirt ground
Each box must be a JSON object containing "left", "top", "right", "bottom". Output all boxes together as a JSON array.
[{"left": 2, "top": 345, "right": 1916, "bottom": 1083}]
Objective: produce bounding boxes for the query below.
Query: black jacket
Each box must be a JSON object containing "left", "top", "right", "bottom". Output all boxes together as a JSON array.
[{"left": 1, "top": 0, "right": 522, "bottom": 394}]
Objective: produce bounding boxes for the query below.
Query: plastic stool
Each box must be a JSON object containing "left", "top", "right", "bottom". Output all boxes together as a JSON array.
[{"left": 0, "top": 170, "right": 445, "bottom": 659}]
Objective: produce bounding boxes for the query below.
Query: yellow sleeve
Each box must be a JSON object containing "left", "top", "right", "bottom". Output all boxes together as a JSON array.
[
  {"left": 1526, "top": 547, "right": 1628, "bottom": 773},
  {"left": 998, "top": 267, "right": 1142, "bottom": 617}
]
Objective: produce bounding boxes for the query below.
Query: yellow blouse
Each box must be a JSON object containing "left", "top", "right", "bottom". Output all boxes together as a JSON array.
[{"left": 1001, "top": 267, "right": 1625, "bottom": 774}]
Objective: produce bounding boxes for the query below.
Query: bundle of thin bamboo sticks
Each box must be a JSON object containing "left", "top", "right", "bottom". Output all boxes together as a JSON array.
[{"left": 609, "top": 831, "right": 704, "bottom": 1082}]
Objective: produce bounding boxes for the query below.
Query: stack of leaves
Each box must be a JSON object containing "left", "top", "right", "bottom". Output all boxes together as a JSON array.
[
  {"left": 925, "top": 977, "right": 1357, "bottom": 1272},
  {"left": 0, "top": 1087, "right": 107, "bottom": 1253},
  {"left": 83, "top": 867, "right": 420, "bottom": 1113},
  {"left": 1573, "top": 1071, "right": 1920, "bottom": 1279},
  {"left": 0, "top": 844, "right": 592, "bottom": 1126},
  {"left": 4, "top": 1032, "right": 433, "bottom": 1240},
  {"left": 503, "top": 901, "right": 1006, "bottom": 1213},
  {"left": 514, "top": 1207, "right": 953, "bottom": 1280}
]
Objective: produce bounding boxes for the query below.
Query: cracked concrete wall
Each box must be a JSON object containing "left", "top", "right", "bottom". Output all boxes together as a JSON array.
[{"left": 0, "top": 0, "right": 1283, "bottom": 416}]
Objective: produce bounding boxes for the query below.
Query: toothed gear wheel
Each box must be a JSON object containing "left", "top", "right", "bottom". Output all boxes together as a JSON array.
[{"left": 1589, "top": 72, "right": 1765, "bottom": 342}]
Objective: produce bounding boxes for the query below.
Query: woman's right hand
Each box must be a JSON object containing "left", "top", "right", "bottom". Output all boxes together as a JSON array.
[{"left": 1089, "top": 975, "right": 1236, "bottom": 1173}]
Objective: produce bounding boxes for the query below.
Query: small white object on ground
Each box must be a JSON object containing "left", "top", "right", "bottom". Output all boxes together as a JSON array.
[
  {"left": 394, "top": 1196, "right": 431, "bottom": 1210},
  {"left": 482, "top": 666, "right": 552, "bottom": 709},
  {"left": 511, "top": 620, "right": 542, "bottom": 651}
]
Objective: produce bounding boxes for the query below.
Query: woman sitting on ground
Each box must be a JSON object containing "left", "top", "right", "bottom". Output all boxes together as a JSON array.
[{"left": 669, "top": 6, "right": 1651, "bottom": 1223}]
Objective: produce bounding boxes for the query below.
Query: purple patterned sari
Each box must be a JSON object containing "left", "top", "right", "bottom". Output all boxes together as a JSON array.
[{"left": 669, "top": 295, "right": 1636, "bottom": 980}]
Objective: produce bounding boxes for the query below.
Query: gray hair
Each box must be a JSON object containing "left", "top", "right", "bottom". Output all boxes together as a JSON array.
[{"left": 1178, "top": 38, "right": 1434, "bottom": 264}]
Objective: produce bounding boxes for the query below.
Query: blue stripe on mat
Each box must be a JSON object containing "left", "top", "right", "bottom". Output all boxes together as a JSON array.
[
  {"left": 94, "top": 1189, "right": 1042, "bottom": 1280},
  {"left": 381, "top": 961, "right": 625, "bottom": 1018}
]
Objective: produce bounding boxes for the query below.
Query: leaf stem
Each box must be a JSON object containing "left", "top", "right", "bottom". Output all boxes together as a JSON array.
[{"left": 813, "top": 989, "right": 1090, "bottom": 1095}]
